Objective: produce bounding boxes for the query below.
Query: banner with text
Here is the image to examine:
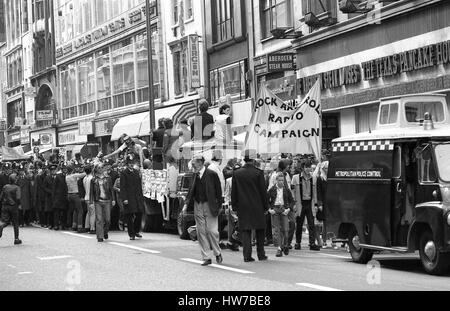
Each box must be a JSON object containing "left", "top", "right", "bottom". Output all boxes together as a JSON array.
[{"left": 245, "top": 80, "right": 322, "bottom": 158}]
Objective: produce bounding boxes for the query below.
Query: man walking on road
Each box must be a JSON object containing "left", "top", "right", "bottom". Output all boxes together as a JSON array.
[
  {"left": 120, "top": 155, "right": 144, "bottom": 240},
  {"left": 231, "top": 150, "right": 269, "bottom": 262},
  {"left": 186, "top": 156, "right": 223, "bottom": 266},
  {"left": 0, "top": 174, "right": 22, "bottom": 245}
]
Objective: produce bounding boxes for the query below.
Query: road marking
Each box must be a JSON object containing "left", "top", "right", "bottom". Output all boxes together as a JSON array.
[
  {"left": 17, "top": 272, "right": 33, "bottom": 275},
  {"left": 107, "top": 242, "right": 161, "bottom": 254},
  {"left": 296, "top": 283, "right": 343, "bottom": 291},
  {"left": 7, "top": 265, "right": 17, "bottom": 269},
  {"left": 318, "top": 253, "right": 350, "bottom": 259},
  {"left": 62, "top": 232, "right": 95, "bottom": 239},
  {"left": 37, "top": 255, "right": 73, "bottom": 261},
  {"left": 180, "top": 258, "right": 255, "bottom": 274}
]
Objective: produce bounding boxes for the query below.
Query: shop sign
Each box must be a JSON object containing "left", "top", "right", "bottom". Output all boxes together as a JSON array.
[
  {"left": 20, "top": 129, "right": 30, "bottom": 145},
  {"left": 59, "top": 130, "right": 88, "bottom": 146},
  {"left": 79, "top": 121, "right": 94, "bottom": 136},
  {"left": 39, "top": 133, "right": 53, "bottom": 146},
  {"left": 56, "top": 1, "right": 158, "bottom": 59},
  {"left": 361, "top": 40, "right": 450, "bottom": 81},
  {"left": 15, "top": 117, "right": 24, "bottom": 127},
  {"left": 0, "top": 118, "right": 6, "bottom": 131},
  {"left": 36, "top": 110, "right": 54, "bottom": 121},
  {"left": 267, "top": 53, "right": 295, "bottom": 73},
  {"left": 300, "top": 64, "right": 361, "bottom": 95},
  {"left": 8, "top": 133, "right": 20, "bottom": 142},
  {"left": 95, "top": 119, "right": 119, "bottom": 137},
  {"left": 190, "top": 35, "right": 201, "bottom": 89}
]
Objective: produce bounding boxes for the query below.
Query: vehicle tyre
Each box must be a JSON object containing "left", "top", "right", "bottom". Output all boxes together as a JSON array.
[
  {"left": 348, "top": 228, "right": 373, "bottom": 264},
  {"left": 144, "top": 214, "right": 163, "bottom": 233},
  {"left": 177, "top": 212, "right": 190, "bottom": 240},
  {"left": 419, "top": 230, "right": 450, "bottom": 275}
]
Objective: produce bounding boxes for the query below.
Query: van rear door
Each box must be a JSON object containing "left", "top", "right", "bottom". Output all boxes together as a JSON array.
[{"left": 327, "top": 140, "right": 395, "bottom": 247}]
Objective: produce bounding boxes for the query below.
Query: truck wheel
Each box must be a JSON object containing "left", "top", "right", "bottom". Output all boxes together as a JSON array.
[
  {"left": 177, "top": 213, "right": 190, "bottom": 240},
  {"left": 348, "top": 228, "right": 373, "bottom": 264},
  {"left": 419, "top": 230, "right": 450, "bottom": 275}
]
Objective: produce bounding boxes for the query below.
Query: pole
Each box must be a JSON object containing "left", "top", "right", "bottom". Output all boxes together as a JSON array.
[{"left": 146, "top": 0, "right": 156, "bottom": 133}]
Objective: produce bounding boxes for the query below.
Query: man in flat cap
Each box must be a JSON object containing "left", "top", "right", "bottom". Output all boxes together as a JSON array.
[{"left": 231, "top": 149, "right": 269, "bottom": 262}]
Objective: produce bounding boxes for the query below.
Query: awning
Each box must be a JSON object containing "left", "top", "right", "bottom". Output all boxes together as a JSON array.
[
  {"left": 172, "top": 103, "right": 198, "bottom": 125},
  {"left": 1, "top": 146, "right": 29, "bottom": 161},
  {"left": 111, "top": 111, "right": 148, "bottom": 141},
  {"left": 139, "top": 105, "right": 182, "bottom": 136},
  {"left": 111, "top": 105, "right": 183, "bottom": 141}
]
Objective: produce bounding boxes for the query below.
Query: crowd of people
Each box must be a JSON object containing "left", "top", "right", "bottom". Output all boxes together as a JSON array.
[{"left": 0, "top": 97, "right": 342, "bottom": 265}]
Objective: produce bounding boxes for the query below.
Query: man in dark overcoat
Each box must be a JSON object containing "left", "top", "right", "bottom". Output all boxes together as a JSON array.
[
  {"left": 43, "top": 166, "right": 56, "bottom": 229},
  {"left": 231, "top": 150, "right": 269, "bottom": 262},
  {"left": 120, "top": 155, "right": 144, "bottom": 240},
  {"left": 52, "top": 164, "right": 68, "bottom": 230}
]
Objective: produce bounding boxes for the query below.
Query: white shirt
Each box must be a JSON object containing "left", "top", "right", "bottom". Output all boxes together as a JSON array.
[
  {"left": 83, "top": 174, "right": 93, "bottom": 202},
  {"left": 275, "top": 186, "right": 284, "bottom": 206},
  {"left": 198, "top": 166, "right": 206, "bottom": 179}
]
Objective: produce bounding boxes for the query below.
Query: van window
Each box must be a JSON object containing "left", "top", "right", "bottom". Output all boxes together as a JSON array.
[
  {"left": 379, "top": 103, "right": 399, "bottom": 125},
  {"left": 419, "top": 145, "right": 438, "bottom": 183},
  {"left": 405, "top": 102, "right": 445, "bottom": 123}
]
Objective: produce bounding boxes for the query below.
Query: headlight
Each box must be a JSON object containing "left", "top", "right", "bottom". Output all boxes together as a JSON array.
[{"left": 441, "top": 186, "right": 450, "bottom": 204}]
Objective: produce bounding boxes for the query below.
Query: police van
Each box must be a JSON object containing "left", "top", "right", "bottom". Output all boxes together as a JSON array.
[{"left": 326, "top": 94, "right": 450, "bottom": 275}]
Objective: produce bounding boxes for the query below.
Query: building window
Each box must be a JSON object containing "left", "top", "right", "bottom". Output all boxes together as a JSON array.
[
  {"left": 212, "top": 0, "right": 233, "bottom": 43},
  {"left": 301, "top": 0, "right": 335, "bottom": 18},
  {"left": 356, "top": 104, "right": 379, "bottom": 133},
  {"left": 261, "top": 0, "right": 292, "bottom": 39},
  {"left": 185, "top": 0, "right": 193, "bottom": 20},
  {"left": 209, "top": 60, "right": 247, "bottom": 106},
  {"left": 77, "top": 55, "right": 96, "bottom": 116},
  {"left": 171, "top": 40, "right": 190, "bottom": 97},
  {"left": 172, "top": 0, "right": 179, "bottom": 25},
  {"left": 34, "top": 0, "right": 45, "bottom": 21},
  {"left": 111, "top": 39, "right": 136, "bottom": 108},
  {"left": 7, "top": 100, "right": 23, "bottom": 129},
  {"left": 60, "top": 63, "right": 78, "bottom": 120},
  {"left": 22, "top": 0, "right": 29, "bottom": 32},
  {"left": 96, "top": 48, "right": 112, "bottom": 112},
  {"left": 135, "top": 29, "right": 160, "bottom": 104}
]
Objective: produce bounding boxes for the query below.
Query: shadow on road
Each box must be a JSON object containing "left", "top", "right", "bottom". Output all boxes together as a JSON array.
[{"left": 377, "top": 258, "right": 450, "bottom": 277}]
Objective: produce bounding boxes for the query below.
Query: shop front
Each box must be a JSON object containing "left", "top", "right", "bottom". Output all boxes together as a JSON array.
[
  {"left": 293, "top": 0, "right": 450, "bottom": 145},
  {"left": 95, "top": 118, "right": 120, "bottom": 154},
  {"left": 58, "top": 128, "right": 96, "bottom": 160}
]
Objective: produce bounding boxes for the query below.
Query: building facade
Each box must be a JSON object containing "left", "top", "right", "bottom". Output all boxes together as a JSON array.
[
  {"left": 53, "top": 0, "right": 164, "bottom": 156},
  {"left": 203, "top": 0, "right": 254, "bottom": 127},
  {"left": 291, "top": 0, "right": 450, "bottom": 150},
  {"left": 3, "top": 0, "right": 25, "bottom": 148}
]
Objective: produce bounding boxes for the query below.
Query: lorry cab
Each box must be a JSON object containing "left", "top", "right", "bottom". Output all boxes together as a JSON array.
[{"left": 326, "top": 94, "right": 450, "bottom": 275}]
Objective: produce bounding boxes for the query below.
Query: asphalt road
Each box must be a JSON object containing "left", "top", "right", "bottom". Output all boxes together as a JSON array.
[{"left": 1, "top": 225, "right": 450, "bottom": 291}]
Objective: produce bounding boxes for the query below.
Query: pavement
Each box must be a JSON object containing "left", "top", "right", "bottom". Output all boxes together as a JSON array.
[{"left": 1, "top": 225, "right": 450, "bottom": 291}]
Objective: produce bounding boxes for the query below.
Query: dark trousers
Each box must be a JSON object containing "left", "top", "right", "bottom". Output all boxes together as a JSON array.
[
  {"left": 295, "top": 200, "right": 316, "bottom": 246},
  {"left": 0, "top": 205, "right": 20, "bottom": 239},
  {"left": 124, "top": 212, "right": 142, "bottom": 238},
  {"left": 68, "top": 194, "right": 83, "bottom": 229},
  {"left": 45, "top": 211, "right": 54, "bottom": 228},
  {"left": 241, "top": 229, "right": 265, "bottom": 260},
  {"left": 53, "top": 209, "right": 66, "bottom": 228},
  {"left": 265, "top": 214, "right": 273, "bottom": 243},
  {"left": 19, "top": 210, "right": 31, "bottom": 226}
]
